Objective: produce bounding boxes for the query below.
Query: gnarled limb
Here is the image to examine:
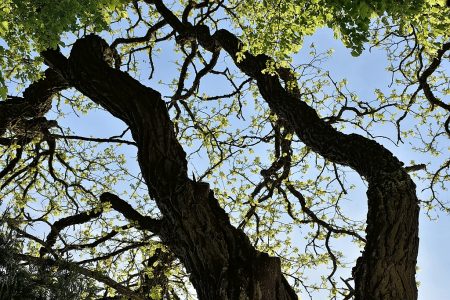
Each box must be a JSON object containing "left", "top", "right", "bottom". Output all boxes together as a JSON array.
[
  {"left": 42, "top": 35, "right": 297, "bottom": 300},
  {"left": 147, "top": 3, "right": 420, "bottom": 298},
  {"left": 100, "top": 192, "right": 162, "bottom": 233},
  {"left": 212, "top": 28, "right": 419, "bottom": 300},
  {"left": 0, "top": 69, "right": 68, "bottom": 137}
]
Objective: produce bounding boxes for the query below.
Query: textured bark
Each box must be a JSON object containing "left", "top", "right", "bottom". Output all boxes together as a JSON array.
[
  {"left": 143, "top": 14, "right": 420, "bottom": 298},
  {"left": 0, "top": 69, "right": 68, "bottom": 136},
  {"left": 42, "top": 35, "right": 297, "bottom": 300},
  {"left": 198, "top": 27, "right": 419, "bottom": 300},
  {"left": 352, "top": 172, "right": 419, "bottom": 299}
]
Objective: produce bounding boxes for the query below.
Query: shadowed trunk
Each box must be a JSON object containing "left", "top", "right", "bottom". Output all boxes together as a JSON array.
[
  {"left": 353, "top": 172, "right": 418, "bottom": 299},
  {"left": 140, "top": 5, "right": 420, "bottom": 296},
  {"left": 205, "top": 28, "right": 420, "bottom": 300},
  {"left": 42, "top": 35, "right": 297, "bottom": 300}
]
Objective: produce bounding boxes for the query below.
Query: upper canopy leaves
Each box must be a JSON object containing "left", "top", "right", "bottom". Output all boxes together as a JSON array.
[
  {"left": 227, "top": 0, "right": 448, "bottom": 60},
  {"left": 2, "top": 0, "right": 449, "bottom": 95},
  {"left": 0, "top": 0, "right": 128, "bottom": 95}
]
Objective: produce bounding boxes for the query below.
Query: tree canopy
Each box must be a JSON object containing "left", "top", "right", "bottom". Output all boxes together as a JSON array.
[{"left": 0, "top": 0, "right": 449, "bottom": 299}]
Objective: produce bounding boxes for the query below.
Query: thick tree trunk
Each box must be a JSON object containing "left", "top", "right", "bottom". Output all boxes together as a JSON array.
[
  {"left": 140, "top": 7, "right": 420, "bottom": 296},
  {"left": 42, "top": 35, "right": 297, "bottom": 300},
  {"left": 203, "top": 28, "right": 420, "bottom": 300},
  {"left": 353, "top": 171, "right": 419, "bottom": 299}
]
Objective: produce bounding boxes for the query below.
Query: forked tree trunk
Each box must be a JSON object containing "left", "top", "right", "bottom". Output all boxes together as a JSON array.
[
  {"left": 43, "top": 35, "right": 297, "bottom": 300},
  {"left": 203, "top": 28, "right": 419, "bottom": 300},
  {"left": 42, "top": 26, "right": 420, "bottom": 298}
]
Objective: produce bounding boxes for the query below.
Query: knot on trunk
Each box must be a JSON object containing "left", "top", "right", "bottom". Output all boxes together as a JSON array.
[{"left": 70, "top": 34, "right": 119, "bottom": 70}]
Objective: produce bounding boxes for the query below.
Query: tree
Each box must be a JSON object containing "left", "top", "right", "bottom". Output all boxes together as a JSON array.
[
  {"left": 0, "top": 216, "right": 98, "bottom": 300},
  {"left": 0, "top": 0, "right": 449, "bottom": 299}
]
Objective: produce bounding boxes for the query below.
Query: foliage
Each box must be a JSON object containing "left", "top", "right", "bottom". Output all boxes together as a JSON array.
[
  {"left": 0, "top": 224, "right": 96, "bottom": 299},
  {"left": 0, "top": 0, "right": 449, "bottom": 299},
  {"left": 0, "top": 0, "right": 128, "bottom": 96},
  {"left": 228, "top": 0, "right": 429, "bottom": 59}
]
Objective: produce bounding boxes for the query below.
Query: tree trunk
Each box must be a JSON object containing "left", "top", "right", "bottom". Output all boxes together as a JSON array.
[
  {"left": 353, "top": 171, "right": 419, "bottom": 299},
  {"left": 42, "top": 35, "right": 297, "bottom": 300},
  {"left": 133, "top": 7, "right": 420, "bottom": 296},
  {"left": 204, "top": 28, "right": 420, "bottom": 300}
]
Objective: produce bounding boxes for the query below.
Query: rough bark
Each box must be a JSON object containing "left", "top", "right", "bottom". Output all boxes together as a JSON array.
[
  {"left": 42, "top": 35, "right": 297, "bottom": 300},
  {"left": 195, "top": 27, "right": 419, "bottom": 300},
  {"left": 0, "top": 69, "right": 68, "bottom": 136},
  {"left": 140, "top": 3, "right": 420, "bottom": 296}
]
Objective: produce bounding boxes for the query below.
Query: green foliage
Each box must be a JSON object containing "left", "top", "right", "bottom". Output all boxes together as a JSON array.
[
  {"left": 228, "top": 0, "right": 446, "bottom": 60},
  {"left": 0, "top": 0, "right": 128, "bottom": 97},
  {"left": 0, "top": 0, "right": 449, "bottom": 298}
]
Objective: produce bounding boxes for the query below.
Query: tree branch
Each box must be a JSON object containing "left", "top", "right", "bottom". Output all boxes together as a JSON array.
[
  {"left": 15, "top": 253, "right": 147, "bottom": 300},
  {"left": 100, "top": 192, "right": 162, "bottom": 233},
  {"left": 40, "top": 207, "right": 103, "bottom": 256},
  {"left": 418, "top": 42, "right": 450, "bottom": 112},
  {"left": 0, "top": 69, "right": 69, "bottom": 136}
]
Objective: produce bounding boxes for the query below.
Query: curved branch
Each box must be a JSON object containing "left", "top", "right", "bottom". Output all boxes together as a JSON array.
[
  {"left": 15, "top": 253, "right": 146, "bottom": 300},
  {"left": 418, "top": 42, "right": 450, "bottom": 112},
  {"left": 0, "top": 69, "right": 69, "bottom": 136},
  {"left": 111, "top": 19, "right": 167, "bottom": 49},
  {"left": 100, "top": 192, "right": 162, "bottom": 233},
  {"left": 40, "top": 207, "right": 103, "bottom": 256}
]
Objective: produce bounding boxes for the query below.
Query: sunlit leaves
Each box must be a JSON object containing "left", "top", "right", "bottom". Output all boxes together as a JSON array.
[
  {"left": 0, "top": 0, "right": 130, "bottom": 95},
  {"left": 223, "top": 0, "right": 450, "bottom": 68}
]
